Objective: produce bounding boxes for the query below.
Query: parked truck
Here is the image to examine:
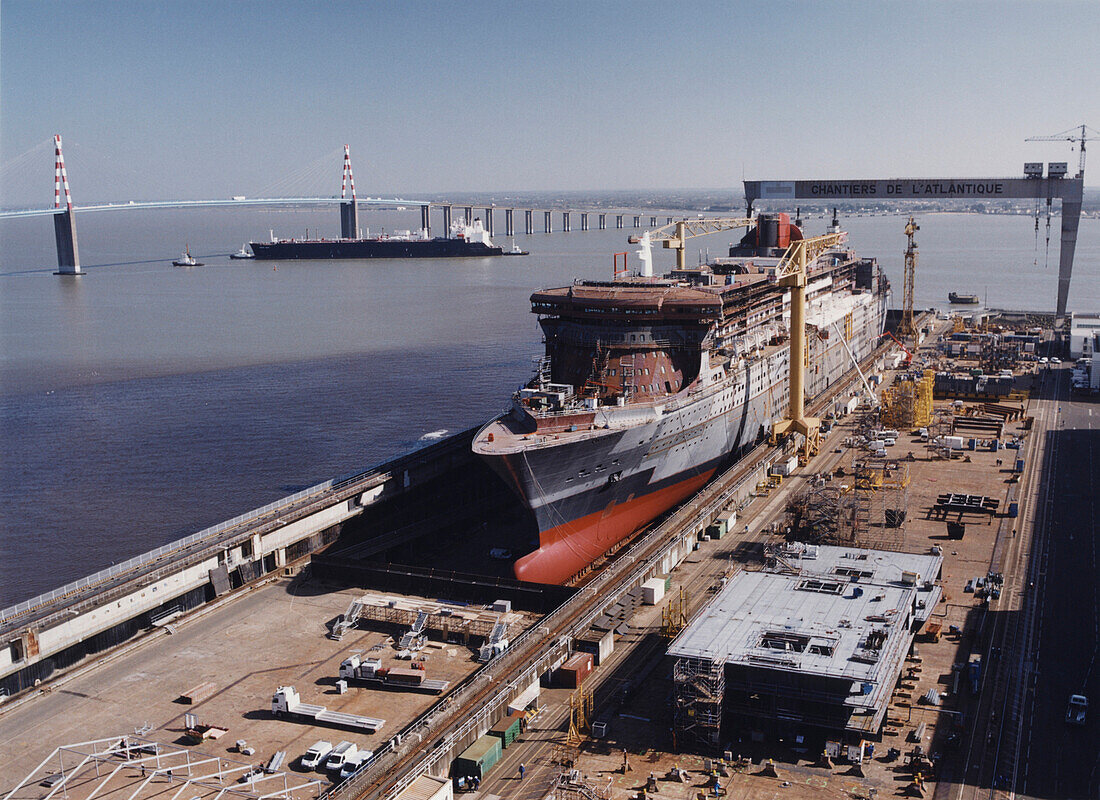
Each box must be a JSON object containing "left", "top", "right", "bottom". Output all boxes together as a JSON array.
[
  {"left": 338, "top": 655, "right": 450, "bottom": 694},
  {"left": 968, "top": 655, "right": 983, "bottom": 694},
  {"left": 271, "top": 686, "right": 385, "bottom": 733}
]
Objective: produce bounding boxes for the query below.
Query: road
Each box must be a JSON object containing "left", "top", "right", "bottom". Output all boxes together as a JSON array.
[{"left": 1019, "top": 365, "right": 1100, "bottom": 799}]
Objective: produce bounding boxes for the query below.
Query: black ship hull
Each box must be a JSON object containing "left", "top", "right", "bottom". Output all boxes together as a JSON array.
[
  {"left": 948, "top": 292, "right": 980, "bottom": 304},
  {"left": 249, "top": 238, "right": 504, "bottom": 260}
]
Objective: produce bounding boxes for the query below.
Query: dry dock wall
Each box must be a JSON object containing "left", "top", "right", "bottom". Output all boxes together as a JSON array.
[
  {"left": 0, "top": 427, "right": 503, "bottom": 699},
  {"left": 0, "top": 500, "right": 361, "bottom": 696}
]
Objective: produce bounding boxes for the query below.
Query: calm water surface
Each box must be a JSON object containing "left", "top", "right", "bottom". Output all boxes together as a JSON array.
[{"left": 1, "top": 207, "right": 1097, "bottom": 605}]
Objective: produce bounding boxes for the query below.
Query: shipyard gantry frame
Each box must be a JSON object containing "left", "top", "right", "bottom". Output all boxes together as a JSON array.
[{"left": 744, "top": 157, "right": 1086, "bottom": 320}]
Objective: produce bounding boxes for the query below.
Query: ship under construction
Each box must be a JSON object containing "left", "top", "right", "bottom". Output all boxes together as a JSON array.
[{"left": 474, "top": 213, "right": 890, "bottom": 585}]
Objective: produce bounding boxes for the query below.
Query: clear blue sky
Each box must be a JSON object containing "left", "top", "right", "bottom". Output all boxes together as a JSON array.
[{"left": 2, "top": 0, "right": 1098, "bottom": 204}]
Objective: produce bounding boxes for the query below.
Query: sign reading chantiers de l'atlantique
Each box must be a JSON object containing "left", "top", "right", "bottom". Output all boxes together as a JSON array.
[
  {"left": 756, "top": 179, "right": 1010, "bottom": 200},
  {"left": 749, "top": 178, "right": 1077, "bottom": 202}
]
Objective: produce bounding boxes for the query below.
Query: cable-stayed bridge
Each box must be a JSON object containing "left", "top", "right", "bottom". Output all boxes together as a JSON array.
[{"left": 2, "top": 137, "right": 677, "bottom": 275}]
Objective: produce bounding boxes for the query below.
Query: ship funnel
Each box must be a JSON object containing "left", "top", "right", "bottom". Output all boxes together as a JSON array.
[{"left": 637, "top": 232, "right": 654, "bottom": 277}]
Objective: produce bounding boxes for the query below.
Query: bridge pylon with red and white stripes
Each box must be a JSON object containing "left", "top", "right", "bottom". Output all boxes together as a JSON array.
[
  {"left": 339, "top": 144, "right": 359, "bottom": 239},
  {"left": 53, "top": 135, "right": 81, "bottom": 274}
]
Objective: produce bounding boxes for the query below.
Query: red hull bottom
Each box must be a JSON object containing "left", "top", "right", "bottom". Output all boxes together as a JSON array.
[{"left": 513, "top": 469, "right": 717, "bottom": 585}]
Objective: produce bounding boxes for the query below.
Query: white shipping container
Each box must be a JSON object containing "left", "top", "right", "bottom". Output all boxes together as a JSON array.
[
  {"left": 641, "top": 577, "right": 666, "bottom": 605},
  {"left": 944, "top": 436, "right": 966, "bottom": 450},
  {"left": 845, "top": 396, "right": 860, "bottom": 415},
  {"left": 771, "top": 455, "right": 799, "bottom": 476},
  {"left": 508, "top": 680, "right": 541, "bottom": 714},
  {"left": 396, "top": 775, "right": 453, "bottom": 800}
]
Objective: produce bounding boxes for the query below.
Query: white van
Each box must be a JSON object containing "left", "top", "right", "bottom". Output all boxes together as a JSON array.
[
  {"left": 339, "top": 750, "right": 373, "bottom": 780},
  {"left": 324, "top": 742, "right": 359, "bottom": 773},
  {"left": 300, "top": 741, "right": 333, "bottom": 770}
]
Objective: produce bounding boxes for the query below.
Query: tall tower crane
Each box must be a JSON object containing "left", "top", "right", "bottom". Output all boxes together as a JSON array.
[
  {"left": 1026, "top": 123, "right": 1100, "bottom": 179},
  {"left": 900, "top": 216, "right": 919, "bottom": 338},
  {"left": 628, "top": 217, "right": 755, "bottom": 271}
]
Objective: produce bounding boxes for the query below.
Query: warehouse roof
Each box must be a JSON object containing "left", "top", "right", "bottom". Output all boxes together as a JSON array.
[{"left": 668, "top": 545, "right": 942, "bottom": 688}]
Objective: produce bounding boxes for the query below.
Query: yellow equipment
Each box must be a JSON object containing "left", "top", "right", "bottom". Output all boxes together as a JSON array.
[
  {"left": 901, "top": 216, "right": 919, "bottom": 338},
  {"left": 566, "top": 688, "right": 594, "bottom": 745},
  {"left": 661, "top": 586, "right": 688, "bottom": 640},
  {"left": 628, "top": 217, "right": 754, "bottom": 270},
  {"left": 771, "top": 232, "right": 846, "bottom": 456}
]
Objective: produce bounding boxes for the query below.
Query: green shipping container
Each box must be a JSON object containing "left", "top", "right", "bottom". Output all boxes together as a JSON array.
[
  {"left": 452, "top": 734, "right": 502, "bottom": 778},
  {"left": 488, "top": 713, "right": 523, "bottom": 748}
]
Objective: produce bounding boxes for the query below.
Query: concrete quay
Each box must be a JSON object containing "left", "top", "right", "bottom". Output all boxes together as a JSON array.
[{"left": 0, "top": 428, "right": 493, "bottom": 698}]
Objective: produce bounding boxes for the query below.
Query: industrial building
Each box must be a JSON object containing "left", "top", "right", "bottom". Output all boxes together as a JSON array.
[
  {"left": 1068, "top": 312, "right": 1100, "bottom": 358},
  {"left": 668, "top": 544, "right": 942, "bottom": 751}
]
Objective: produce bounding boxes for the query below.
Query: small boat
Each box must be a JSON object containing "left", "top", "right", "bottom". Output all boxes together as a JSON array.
[
  {"left": 948, "top": 292, "right": 979, "bottom": 305},
  {"left": 230, "top": 243, "right": 255, "bottom": 260},
  {"left": 501, "top": 241, "right": 530, "bottom": 256},
  {"left": 172, "top": 245, "right": 204, "bottom": 267}
]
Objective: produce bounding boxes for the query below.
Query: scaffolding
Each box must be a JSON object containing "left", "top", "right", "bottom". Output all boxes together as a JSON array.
[
  {"left": 880, "top": 369, "right": 935, "bottom": 430},
  {"left": 356, "top": 598, "right": 500, "bottom": 644},
  {"left": 925, "top": 408, "right": 956, "bottom": 459},
  {"left": 786, "top": 457, "right": 909, "bottom": 552},
  {"left": 980, "top": 336, "right": 1022, "bottom": 374},
  {"left": 554, "top": 770, "right": 612, "bottom": 800},
  {"left": 785, "top": 483, "right": 861, "bottom": 546},
  {"left": 851, "top": 458, "right": 910, "bottom": 552},
  {"left": 565, "top": 688, "right": 594, "bottom": 746},
  {"left": 661, "top": 587, "right": 688, "bottom": 640},
  {"left": 2, "top": 736, "right": 322, "bottom": 800},
  {"left": 673, "top": 656, "right": 724, "bottom": 754}
]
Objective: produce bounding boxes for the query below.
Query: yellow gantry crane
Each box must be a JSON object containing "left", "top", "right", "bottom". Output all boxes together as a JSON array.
[
  {"left": 628, "top": 217, "right": 755, "bottom": 270},
  {"left": 632, "top": 216, "right": 843, "bottom": 459},
  {"left": 771, "top": 232, "right": 846, "bottom": 457}
]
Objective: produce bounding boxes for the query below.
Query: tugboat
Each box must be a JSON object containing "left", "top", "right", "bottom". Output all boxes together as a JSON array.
[
  {"left": 230, "top": 243, "right": 255, "bottom": 260},
  {"left": 948, "top": 292, "right": 979, "bottom": 304},
  {"left": 172, "top": 245, "right": 204, "bottom": 267},
  {"left": 502, "top": 240, "right": 530, "bottom": 256}
]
